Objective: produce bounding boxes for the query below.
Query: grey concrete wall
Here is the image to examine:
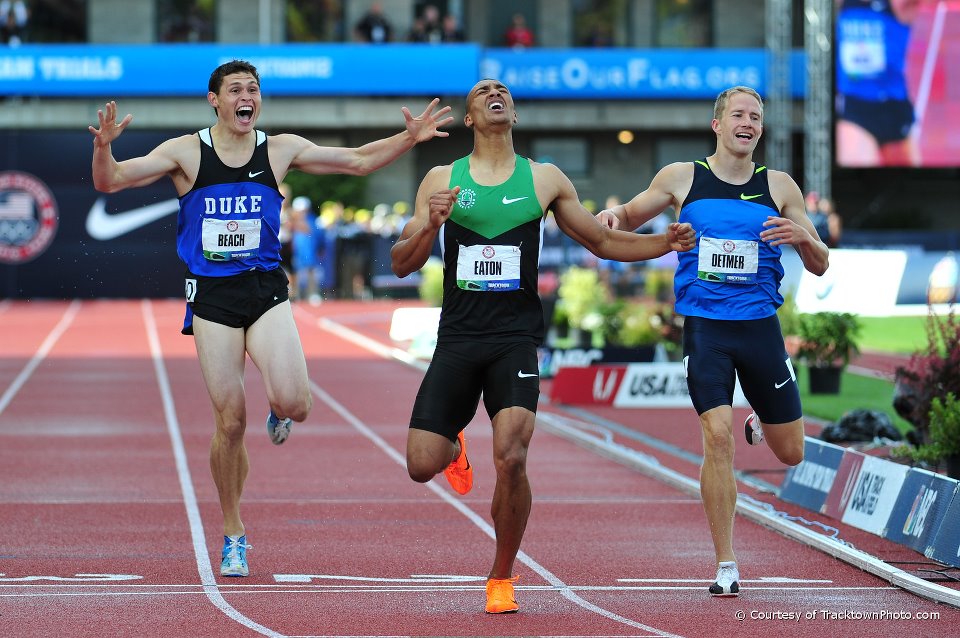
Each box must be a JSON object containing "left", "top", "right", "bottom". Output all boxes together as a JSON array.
[{"left": 88, "top": 0, "right": 154, "bottom": 43}]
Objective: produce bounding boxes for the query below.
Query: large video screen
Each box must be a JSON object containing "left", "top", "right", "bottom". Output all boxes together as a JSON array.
[{"left": 835, "top": 0, "right": 960, "bottom": 167}]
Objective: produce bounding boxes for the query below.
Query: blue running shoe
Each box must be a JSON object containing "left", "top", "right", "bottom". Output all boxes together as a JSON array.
[
  {"left": 220, "top": 535, "right": 251, "bottom": 577},
  {"left": 266, "top": 410, "right": 292, "bottom": 445}
]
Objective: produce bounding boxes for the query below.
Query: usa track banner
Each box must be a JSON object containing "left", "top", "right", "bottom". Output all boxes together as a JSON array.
[{"left": 549, "top": 362, "right": 747, "bottom": 408}]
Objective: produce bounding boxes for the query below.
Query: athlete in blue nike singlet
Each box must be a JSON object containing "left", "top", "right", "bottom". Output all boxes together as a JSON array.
[
  {"left": 596, "top": 86, "right": 830, "bottom": 597},
  {"left": 89, "top": 59, "right": 453, "bottom": 577},
  {"left": 391, "top": 78, "right": 695, "bottom": 613}
]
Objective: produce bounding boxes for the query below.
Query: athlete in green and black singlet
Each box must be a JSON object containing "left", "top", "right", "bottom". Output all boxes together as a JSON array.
[{"left": 438, "top": 153, "right": 545, "bottom": 344}]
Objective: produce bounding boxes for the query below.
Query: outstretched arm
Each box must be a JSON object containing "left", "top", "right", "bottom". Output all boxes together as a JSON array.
[
  {"left": 89, "top": 101, "right": 181, "bottom": 193},
  {"left": 287, "top": 98, "right": 454, "bottom": 176},
  {"left": 544, "top": 163, "right": 695, "bottom": 261},
  {"left": 391, "top": 167, "right": 454, "bottom": 278}
]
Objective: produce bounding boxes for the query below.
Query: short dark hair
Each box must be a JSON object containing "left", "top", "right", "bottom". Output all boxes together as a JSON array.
[{"left": 208, "top": 59, "right": 260, "bottom": 94}]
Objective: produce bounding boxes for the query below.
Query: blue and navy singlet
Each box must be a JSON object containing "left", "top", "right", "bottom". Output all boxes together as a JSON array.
[
  {"left": 177, "top": 128, "right": 283, "bottom": 277},
  {"left": 674, "top": 159, "right": 784, "bottom": 321}
]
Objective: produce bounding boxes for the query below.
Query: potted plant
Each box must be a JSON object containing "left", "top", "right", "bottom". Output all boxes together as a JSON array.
[
  {"left": 893, "top": 304, "right": 960, "bottom": 448},
  {"left": 895, "top": 392, "right": 960, "bottom": 479},
  {"left": 796, "top": 311, "right": 862, "bottom": 394}
]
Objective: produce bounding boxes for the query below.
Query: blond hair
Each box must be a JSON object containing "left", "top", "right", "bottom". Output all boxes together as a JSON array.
[{"left": 713, "top": 86, "right": 763, "bottom": 121}]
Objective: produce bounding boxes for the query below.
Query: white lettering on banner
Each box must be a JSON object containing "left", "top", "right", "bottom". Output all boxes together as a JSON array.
[
  {"left": 38, "top": 56, "right": 123, "bottom": 81},
  {"left": 592, "top": 369, "right": 619, "bottom": 402},
  {"left": 613, "top": 362, "right": 749, "bottom": 408},
  {"left": 791, "top": 462, "right": 837, "bottom": 492},
  {"left": 0, "top": 56, "right": 34, "bottom": 80},
  {"left": 492, "top": 57, "right": 761, "bottom": 94},
  {"left": 243, "top": 57, "right": 334, "bottom": 79}
]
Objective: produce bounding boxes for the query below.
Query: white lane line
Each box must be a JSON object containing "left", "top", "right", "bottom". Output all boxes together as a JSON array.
[
  {"left": 305, "top": 317, "right": 683, "bottom": 638},
  {"left": 0, "top": 299, "right": 80, "bottom": 416},
  {"left": 142, "top": 299, "right": 286, "bottom": 638}
]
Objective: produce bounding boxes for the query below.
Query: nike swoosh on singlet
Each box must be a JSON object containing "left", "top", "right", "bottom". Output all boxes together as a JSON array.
[
  {"left": 774, "top": 378, "right": 791, "bottom": 389},
  {"left": 517, "top": 371, "right": 538, "bottom": 378},
  {"left": 740, "top": 193, "right": 763, "bottom": 200},
  {"left": 85, "top": 197, "right": 180, "bottom": 241},
  {"left": 502, "top": 196, "right": 528, "bottom": 205},
  {"left": 248, "top": 170, "right": 264, "bottom": 178}
]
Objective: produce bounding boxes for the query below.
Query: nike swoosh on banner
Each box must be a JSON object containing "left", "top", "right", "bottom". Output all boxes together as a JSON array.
[
  {"left": 86, "top": 197, "right": 180, "bottom": 241},
  {"left": 249, "top": 170, "right": 264, "bottom": 178},
  {"left": 502, "top": 196, "right": 528, "bottom": 205},
  {"left": 517, "top": 371, "right": 538, "bottom": 378}
]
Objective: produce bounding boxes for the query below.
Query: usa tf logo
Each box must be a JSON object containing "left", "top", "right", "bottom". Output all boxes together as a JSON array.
[{"left": 0, "top": 171, "right": 58, "bottom": 264}]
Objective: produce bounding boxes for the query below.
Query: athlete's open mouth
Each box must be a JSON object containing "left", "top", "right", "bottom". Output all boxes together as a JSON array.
[
  {"left": 237, "top": 106, "right": 254, "bottom": 122},
  {"left": 488, "top": 100, "right": 505, "bottom": 112},
  {"left": 736, "top": 132, "right": 753, "bottom": 140}
]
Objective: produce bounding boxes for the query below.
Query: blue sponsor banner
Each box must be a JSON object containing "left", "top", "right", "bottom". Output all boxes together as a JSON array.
[
  {"left": 926, "top": 485, "right": 960, "bottom": 568},
  {"left": 480, "top": 48, "right": 806, "bottom": 99},
  {"left": 883, "top": 469, "right": 958, "bottom": 552},
  {"left": 780, "top": 438, "right": 846, "bottom": 512},
  {"left": 0, "top": 44, "right": 806, "bottom": 99},
  {"left": 0, "top": 43, "right": 480, "bottom": 97}
]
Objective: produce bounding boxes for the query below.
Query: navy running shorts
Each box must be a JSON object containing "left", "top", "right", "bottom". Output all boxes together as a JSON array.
[
  {"left": 181, "top": 267, "right": 289, "bottom": 335},
  {"left": 409, "top": 340, "right": 540, "bottom": 440},
  {"left": 836, "top": 94, "right": 915, "bottom": 146},
  {"left": 682, "top": 314, "right": 802, "bottom": 424}
]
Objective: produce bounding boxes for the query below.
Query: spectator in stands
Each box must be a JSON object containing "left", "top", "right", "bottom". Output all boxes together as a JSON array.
[
  {"left": 291, "top": 196, "right": 323, "bottom": 304},
  {"left": 0, "top": 0, "right": 28, "bottom": 46},
  {"left": 409, "top": 4, "right": 443, "bottom": 43},
  {"left": 354, "top": 2, "right": 393, "bottom": 44},
  {"left": 441, "top": 13, "right": 465, "bottom": 42},
  {"left": 815, "top": 195, "right": 843, "bottom": 248},
  {"left": 504, "top": 13, "right": 534, "bottom": 49}
]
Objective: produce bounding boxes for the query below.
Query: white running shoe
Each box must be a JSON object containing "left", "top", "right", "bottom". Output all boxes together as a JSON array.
[
  {"left": 744, "top": 412, "right": 764, "bottom": 446},
  {"left": 220, "top": 535, "right": 251, "bottom": 577},
  {"left": 709, "top": 561, "right": 740, "bottom": 596},
  {"left": 266, "top": 411, "right": 292, "bottom": 445}
]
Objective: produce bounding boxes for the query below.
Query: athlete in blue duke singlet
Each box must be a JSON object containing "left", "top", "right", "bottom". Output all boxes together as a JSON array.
[
  {"left": 90, "top": 59, "right": 453, "bottom": 578},
  {"left": 391, "top": 78, "right": 694, "bottom": 614},
  {"left": 597, "top": 86, "right": 829, "bottom": 597}
]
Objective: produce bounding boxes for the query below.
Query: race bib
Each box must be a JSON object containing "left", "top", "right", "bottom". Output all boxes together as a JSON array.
[
  {"left": 839, "top": 22, "right": 886, "bottom": 77},
  {"left": 697, "top": 236, "right": 758, "bottom": 285},
  {"left": 202, "top": 218, "right": 261, "bottom": 261},
  {"left": 456, "top": 244, "right": 521, "bottom": 291}
]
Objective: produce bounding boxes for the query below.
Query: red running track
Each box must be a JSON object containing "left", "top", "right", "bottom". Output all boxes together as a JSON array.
[{"left": 0, "top": 299, "right": 957, "bottom": 638}]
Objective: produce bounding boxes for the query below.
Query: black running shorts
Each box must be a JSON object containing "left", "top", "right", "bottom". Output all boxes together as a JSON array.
[
  {"left": 682, "top": 314, "right": 802, "bottom": 424},
  {"left": 181, "top": 267, "right": 289, "bottom": 335},
  {"left": 409, "top": 340, "right": 540, "bottom": 441},
  {"left": 836, "top": 94, "right": 915, "bottom": 146}
]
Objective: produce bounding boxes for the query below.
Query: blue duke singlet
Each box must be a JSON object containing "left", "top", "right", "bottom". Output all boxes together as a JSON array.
[
  {"left": 437, "top": 154, "right": 545, "bottom": 343},
  {"left": 674, "top": 159, "right": 784, "bottom": 320},
  {"left": 177, "top": 129, "right": 283, "bottom": 277}
]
